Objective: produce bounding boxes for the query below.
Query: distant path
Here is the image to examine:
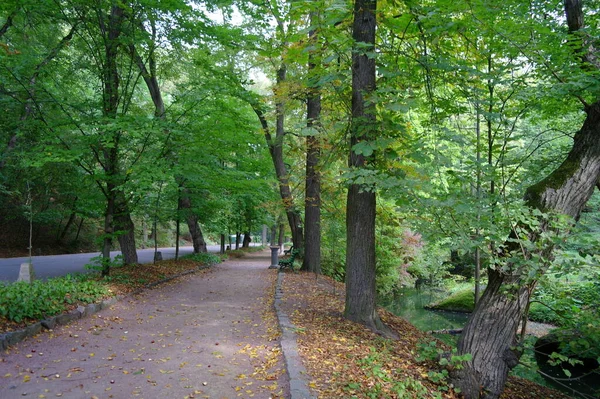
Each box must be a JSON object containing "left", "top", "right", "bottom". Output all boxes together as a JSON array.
[{"left": 0, "top": 245, "right": 227, "bottom": 282}]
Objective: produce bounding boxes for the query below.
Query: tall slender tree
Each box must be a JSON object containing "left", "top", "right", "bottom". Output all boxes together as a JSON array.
[{"left": 303, "top": 5, "right": 322, "bottom": 273}]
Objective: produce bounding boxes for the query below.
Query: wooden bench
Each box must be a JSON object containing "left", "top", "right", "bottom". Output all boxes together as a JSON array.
[{"left": 278, "top": 249, "right": 299, "bottom": 272}]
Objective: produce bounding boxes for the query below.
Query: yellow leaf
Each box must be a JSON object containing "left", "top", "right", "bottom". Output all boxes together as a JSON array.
[
  {"left": 4, "top": 373, "right": 12, "bottom": 377},
  {"left": 89, "top": 353, "right": 95, "bottom": 357},
  {"left": 23, "top": 375, "right": 31, "bottom": 382}
]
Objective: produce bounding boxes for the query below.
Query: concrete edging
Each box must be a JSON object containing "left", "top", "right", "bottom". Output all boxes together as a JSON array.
[
  {"left": 274, "top": 271, "right": 316, "bottom": 399},
  {"left": 0, "top": 263, "right": 213, "bottom": 351}
]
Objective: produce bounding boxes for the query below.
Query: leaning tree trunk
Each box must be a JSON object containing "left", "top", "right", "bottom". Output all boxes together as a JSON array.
[
  {"left": 179, "top": 193, "right": 207, "bottom": 253},
  {"left": 452, "top": 101, "right": 600, "bottom": 399},
  {"left": 252, "top": 66, "right": 305, "bottom": 253}
]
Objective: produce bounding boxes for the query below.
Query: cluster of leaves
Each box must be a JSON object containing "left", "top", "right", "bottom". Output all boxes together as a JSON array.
[
  {"left": 415, "top": 340, "right": 472, "bottom": 393},
  {"left": 0, "top": 276, "right": 108, "bottom": 323},
  {"left": 353, "top": 345, "right": 434, "bottom": 398},
  {"left": 529, "top": 279, "right": 600, "bottom": 326}
]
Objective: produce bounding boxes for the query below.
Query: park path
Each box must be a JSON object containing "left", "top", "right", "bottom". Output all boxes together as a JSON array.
[{"left": 0, "top": 251, "right": 288, "bottom": 399}]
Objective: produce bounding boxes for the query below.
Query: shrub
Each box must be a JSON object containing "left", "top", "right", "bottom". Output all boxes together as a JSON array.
[{"left": 0, "top": 276, "right": 108, "bottom": 323}]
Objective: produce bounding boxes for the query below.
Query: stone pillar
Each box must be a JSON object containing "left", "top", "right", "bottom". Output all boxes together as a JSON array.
[
  {"left": 17, "top": 262, "right": 35, "bottom": 283},
  {"left": 269, "top": 246, "right": 280, "bottom": 269}
]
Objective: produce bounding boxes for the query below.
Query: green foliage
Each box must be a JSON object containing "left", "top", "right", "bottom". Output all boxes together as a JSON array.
[
  {"left": 0, "top": 277, "right": 108, "bottom": 323},
  {"left": 180, "top": 252, "right": 222, "bottom": 265},
  {"left": 415, "top": 339, "right": 472, "bottom": 393}
]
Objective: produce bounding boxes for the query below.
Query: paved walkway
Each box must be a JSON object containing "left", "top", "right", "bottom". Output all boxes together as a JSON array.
[{"left": 0, "top": 251, "right": 289, "bottom": 399}]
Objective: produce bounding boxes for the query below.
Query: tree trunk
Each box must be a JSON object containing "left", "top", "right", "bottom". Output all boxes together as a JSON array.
[
  {"left": 220, "top": 233, "right": 225, "bottom": 254},
  {"left": 278, "top": 223, "right": 284, "bottom": 254},
  {"left": 235, "top": 231, "right": 241, "bottom": 250},
  {"left": 178, "top": 186, "right": 207, "bottom": 253},
  {"left": 302, "top": 9, "right": 322, "bottom": 274},
  {"left": 345, "top": 0, "right": 392, "bottom": 336},
  {"left": 101, "top": 184, "right": 116, "bottom": 277},
  {"left": 114, "top": 191, "right": 138, "bottom": 265},
  {"left": 242, "top": 231, "right": 251, "bottom": 248},
  {"left": 252, "top": 67, "right": 304, "bottom": 253},
  {"left": 453, "top": 101, "right": 600, "bottom": 398}
]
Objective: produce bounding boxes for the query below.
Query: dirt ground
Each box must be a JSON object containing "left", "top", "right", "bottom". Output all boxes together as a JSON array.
[{"left": 0, "top": 251, "right": 287, "bottom": 399}]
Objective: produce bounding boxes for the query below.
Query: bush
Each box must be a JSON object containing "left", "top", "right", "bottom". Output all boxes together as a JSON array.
[
  {"left": 0, "top": 276, "right": 108, "bottom": 323},
  {"left": 181, "top": 252, "right": 222, "bottom": 265}
]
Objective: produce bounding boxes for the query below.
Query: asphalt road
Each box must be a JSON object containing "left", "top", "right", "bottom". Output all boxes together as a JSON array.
[{"left": 0, "top": 245, "right": 224, "bottom": 282}]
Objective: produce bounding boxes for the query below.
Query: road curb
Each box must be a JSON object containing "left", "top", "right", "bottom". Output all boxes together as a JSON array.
[
  {"left": 274, "top": 271, "right": 316, "bottom": 399},
  {"left": 0, "top": 263, "right": 213, "bottom": 351}
]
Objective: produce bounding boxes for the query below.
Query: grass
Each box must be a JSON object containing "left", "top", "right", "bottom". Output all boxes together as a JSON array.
[{"left": 427, "top": 289, "right": 475, "bottom": 313}]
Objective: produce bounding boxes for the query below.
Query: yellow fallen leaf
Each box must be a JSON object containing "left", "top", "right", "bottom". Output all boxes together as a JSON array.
[
  {"left": 4, "top": 373, "right": 12, "bottom": 377},
  {"left": 23, "top": 375, "right": 31, "bottom": 382}
]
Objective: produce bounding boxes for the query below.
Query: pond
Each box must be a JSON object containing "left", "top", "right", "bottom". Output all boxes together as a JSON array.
[{"left": 380, "top": 287, "right": 469, "bottom": 332}]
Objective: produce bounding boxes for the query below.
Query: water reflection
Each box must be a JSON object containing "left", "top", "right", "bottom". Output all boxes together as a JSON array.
[{"left": 380, "top": 287, "right": 469, "bottom": 332}]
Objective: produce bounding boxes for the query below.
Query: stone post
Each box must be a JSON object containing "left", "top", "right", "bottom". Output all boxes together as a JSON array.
[
  {"left": 269, "top": 246, "right": 280, "bottom": 269},
  {"left": 17, "top": 262, "right": 35, "bottom": 283}
]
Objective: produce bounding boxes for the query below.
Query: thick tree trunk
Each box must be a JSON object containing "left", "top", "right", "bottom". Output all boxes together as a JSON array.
[
  {"left": 114, "top": 191, "right": 138, "bottom": 265},
  {"left": 242, "top": 231, "right": 251, "bottom": 248},
  {"left": 302, "top": 10, "right": 322, "bottom": 274},
  {"left": 453, "top": 102, "right": 600, "bottom": 398},
  {"left": 344, "top": 0, "right": 392, "bottom": 336}
]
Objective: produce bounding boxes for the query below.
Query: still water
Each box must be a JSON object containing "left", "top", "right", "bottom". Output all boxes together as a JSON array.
[{"left": 380, "top": 287, "right": 469, "bottom": 332}]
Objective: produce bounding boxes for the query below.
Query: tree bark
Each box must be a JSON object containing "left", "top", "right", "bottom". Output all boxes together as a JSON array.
[
  {"left": 114, "top": 191, "right": 138, "bottom": 264},
  {"left": 178, "top": 190, "right": 207, "bottom": 253},
  {"left": 102, "top": 183, "right": 116, "bottom": 277},
  {"left": 345, "top": 0, "right": 392, "bottom": 336},
  {"left": 302, "top": 9, "right": 322, "bottom": 274},
  {"left": 242, "top": 231, "right": 251, "bottom": 248}
]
